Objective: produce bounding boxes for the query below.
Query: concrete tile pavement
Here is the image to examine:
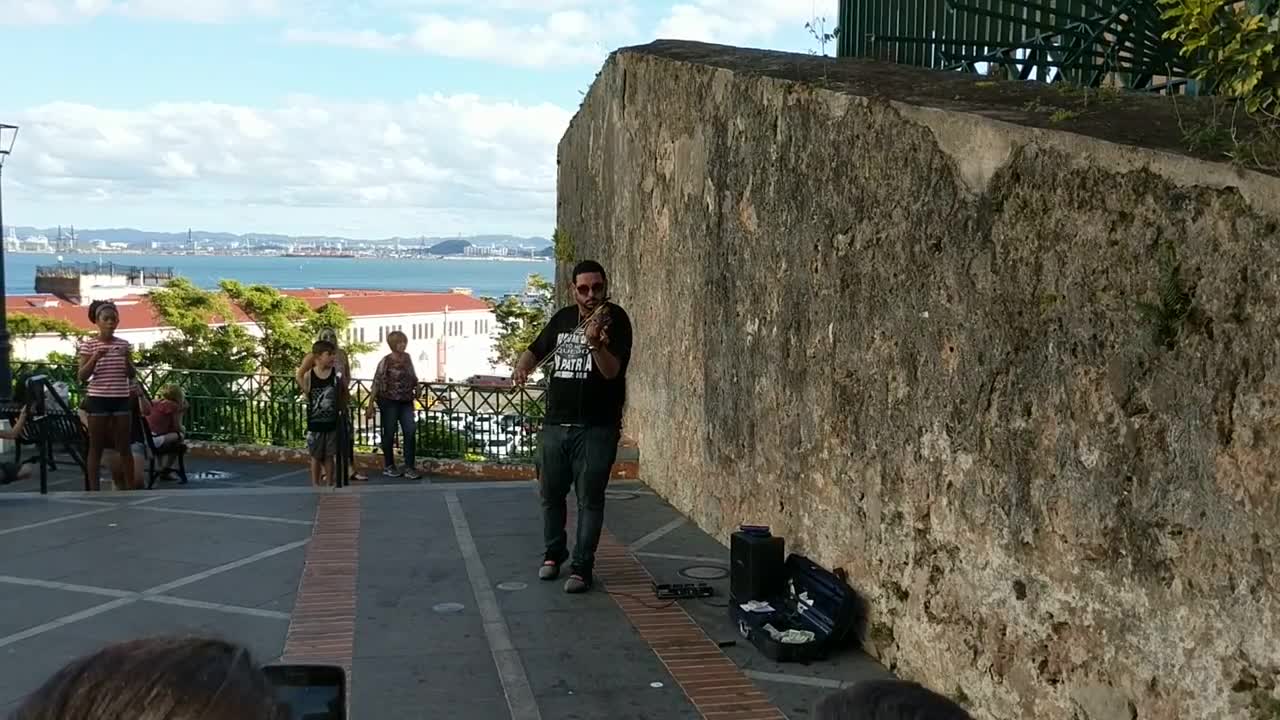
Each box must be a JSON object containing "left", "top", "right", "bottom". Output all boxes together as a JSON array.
[{"left": 0, "top": 456, "right": 889, "bottom": 718}]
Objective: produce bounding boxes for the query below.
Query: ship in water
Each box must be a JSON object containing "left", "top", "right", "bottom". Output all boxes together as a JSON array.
[
  {"left": 282, "top": 241, "right": 355, "bottom": 258},
  {"left": 282, "top": 251, "right": 356, "bottom": 258}
]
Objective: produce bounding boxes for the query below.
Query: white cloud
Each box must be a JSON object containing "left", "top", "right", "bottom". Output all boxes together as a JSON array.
[
  {"left": 404, "top": 12, "right": 602, "bottom": 67},
  {"left": 5, "top": 94, "right": 572, "bottom": 235},
  {"left": 284, "top": 4, "right": 637, "bottom": 68},
  {"left": 0, "top": 0, "right": 102, "bottom": 24},
  {"left": 0, "top": 0, "right": 286, "bottom": 24},
  {"left": 281, "top": 27, "right": 404, "bottom": 50},
  {"left": 371, "top": 0, "right": 596, "bottom": 9},
  {"left": 655, "top": 0, "right": 837, "bottom": 47}
]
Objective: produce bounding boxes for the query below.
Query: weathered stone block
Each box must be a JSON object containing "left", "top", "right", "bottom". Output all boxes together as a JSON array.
[{"left": 557, "top": 40, "right": 1280, "bottom": 719}]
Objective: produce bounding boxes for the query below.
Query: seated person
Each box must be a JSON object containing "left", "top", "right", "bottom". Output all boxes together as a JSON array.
[
  {"left": 145, "top": 383, "right": 186, "bottom": 448},
  {"left": 0, "top": 405, "right": 35, "bottom": 484},
  {"left": 815, "top": 679, "right": 973, "bottom": 720}
]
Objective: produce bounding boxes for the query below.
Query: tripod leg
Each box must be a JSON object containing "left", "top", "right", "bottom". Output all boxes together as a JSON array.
[{"left": 40, "top": 440, "right": 50, "bottom": 495}]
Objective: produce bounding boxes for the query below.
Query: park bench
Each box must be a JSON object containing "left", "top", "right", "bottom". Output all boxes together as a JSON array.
[{"left": 6, "top": 376, "right": 89, "bottom": 494}]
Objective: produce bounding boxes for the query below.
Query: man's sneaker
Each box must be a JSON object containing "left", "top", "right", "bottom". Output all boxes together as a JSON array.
[
  {"left": 382, "top": 466, "right": 402, "bottom": 478},
  {"left": 402, "top": 468, "right": 422, "bottom": 480},
  {"left": 563, "top": 571, "right": 592, "bottom": 594},
  {"left": 538, "top": 552, "right": 568, "bottom": 581}
]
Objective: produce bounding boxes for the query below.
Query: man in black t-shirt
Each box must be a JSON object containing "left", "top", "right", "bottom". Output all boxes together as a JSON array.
[{"left": 513, "top": 260, "right": 633, "bottom": 593}]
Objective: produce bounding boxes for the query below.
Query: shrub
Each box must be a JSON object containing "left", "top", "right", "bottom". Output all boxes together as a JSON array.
[{"left": 1161, "top": 0, "right": 1280, "bottom": 115}]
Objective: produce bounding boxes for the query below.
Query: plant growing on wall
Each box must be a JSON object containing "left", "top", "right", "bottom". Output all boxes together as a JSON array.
[
  {"left": 1160, "top": 0, "right": 1280, "bottom": 115},
  {"left": 1136, "top": 242, "right": 1200, "bottom": 349},
  {"left": 552, "top": 227, "right": 575, "bottom": 264},
  {"left": 806, "top": 16, "right": 840, "bottom": 56}
]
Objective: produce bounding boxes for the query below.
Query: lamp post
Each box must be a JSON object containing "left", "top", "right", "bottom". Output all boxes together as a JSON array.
[{"left": 0, "top": 123, "right": 18, "bottom": 402}]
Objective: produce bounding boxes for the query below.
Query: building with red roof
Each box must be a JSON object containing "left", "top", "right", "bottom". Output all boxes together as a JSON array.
[{"left": 8, "top": 286, "right": 503, "bottom": 381}]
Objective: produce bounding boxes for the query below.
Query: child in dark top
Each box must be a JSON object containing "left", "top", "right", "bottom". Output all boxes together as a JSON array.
[
  {"left": 299, "top": 329, "right": 366, "bottom": 483},
  {"left": 297, "top": 340, "right": 342, "bottom": 488}
]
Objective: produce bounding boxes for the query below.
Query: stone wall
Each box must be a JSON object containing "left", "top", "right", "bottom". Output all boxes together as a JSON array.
[{"left": 557, "top": 40, "right": 1280, "bottom": 720}]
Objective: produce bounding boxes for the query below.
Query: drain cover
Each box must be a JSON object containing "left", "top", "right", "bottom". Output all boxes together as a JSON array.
[
  {"left": 678, "top": 565, "right": 728, "bottom": 581},
  {"left": 496, "top": 582, "right": 528, "bottom": 591},
  {"left": 432, "top": 602, "right": 466, "bottom": 614},
  {"left": 188, "top": 470, "right": 237, "bottom": 481},
  {"left": 605, "top": 491, "right": 638, "bottom": 501}
]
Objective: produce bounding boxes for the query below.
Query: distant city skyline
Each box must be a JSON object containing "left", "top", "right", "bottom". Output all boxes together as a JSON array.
[
  {"left": 3, "top": 0, "right": 838, "bottom": 238},
  {"left": 3, "top": 224, "right": 551, "bottom": 247},
  {"left": 1, "top": 226, "right": 550, "bottom": 257}
]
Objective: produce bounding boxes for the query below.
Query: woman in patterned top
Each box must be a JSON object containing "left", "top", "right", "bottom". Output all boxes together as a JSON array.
[
  {"left": 367, "top": 330, "right": 420, "bottom": 479},
  {"left": 77, "top": 300, "right": 139, "bottom": 490}
]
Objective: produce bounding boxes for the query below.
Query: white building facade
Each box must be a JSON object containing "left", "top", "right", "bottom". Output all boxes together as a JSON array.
[{"left": 8, "top": 288, "right": 508, "bottom": 383}]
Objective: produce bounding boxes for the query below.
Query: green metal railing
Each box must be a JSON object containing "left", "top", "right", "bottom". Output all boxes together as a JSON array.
[
  {"left": 12, "top": 362, "right": 546, "bottom": 464},
  {"left": 837, "top": 0, "right": 1195, "bottom": 91}
]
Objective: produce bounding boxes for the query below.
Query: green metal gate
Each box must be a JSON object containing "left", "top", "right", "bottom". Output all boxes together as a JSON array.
[{"left": 836, "top": 0, "right": 1195, "bottom": 91}]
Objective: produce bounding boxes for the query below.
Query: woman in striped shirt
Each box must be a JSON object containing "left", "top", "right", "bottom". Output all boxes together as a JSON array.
[{"left": 77, "top": 300, "right": 140, "bottom": 490}]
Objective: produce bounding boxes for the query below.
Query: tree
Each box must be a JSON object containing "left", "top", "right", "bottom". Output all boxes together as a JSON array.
[
  {"left": 143, "top": 278, "right": 259, "bottom": 373},
  {"left": 219, "top": 281, "right": 372, "bottom": 376},
  {"left": 485, "top": 274, "right": 554, "bottom": 371},
  {"left": 220, "top": 281, "right": 319, "bottom": 377},
  {"left": 9, "top": 313, "right": 89, "bottom": 341}
]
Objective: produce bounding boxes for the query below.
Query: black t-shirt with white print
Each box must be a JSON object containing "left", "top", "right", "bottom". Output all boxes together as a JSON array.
[{"left": 528, "top": 303, "right": 633, "bottom": 427}]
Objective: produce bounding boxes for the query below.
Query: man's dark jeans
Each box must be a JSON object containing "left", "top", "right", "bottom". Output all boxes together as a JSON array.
[
  {"left": 378, "top": 399, "right": 416, "bottom": 468},
  {"left": 538, "top": 423, "right": 620, "bottom": 576}
]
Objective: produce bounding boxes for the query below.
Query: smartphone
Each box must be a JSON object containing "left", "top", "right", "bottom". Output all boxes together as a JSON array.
[{"left": 262, "top": 664, "right": 346, "bottom": 720}]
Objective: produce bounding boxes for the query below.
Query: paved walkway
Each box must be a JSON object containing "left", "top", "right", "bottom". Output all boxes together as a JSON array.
[{"left": 0, "top": 458, "right": 890, "bottom": 718}]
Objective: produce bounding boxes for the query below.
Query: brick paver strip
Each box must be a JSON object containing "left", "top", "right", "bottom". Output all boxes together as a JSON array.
[
  {"left": 596, "top": 529, "right": 788, "bottom": 720},
  {"left": 279, "top": 494, "right": 361, "bottom": 712}
]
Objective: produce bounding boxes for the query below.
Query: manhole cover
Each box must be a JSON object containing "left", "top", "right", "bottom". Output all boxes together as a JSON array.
[
  {"left": 605, "top": 491, "right": 638, "bottom": 501},
  {"left": 497, "top": 582, "right": 528, "bottom": 591},
  {"left": 188, "top": 470, "right": 237, "bottom": 481},
  {"left": 679, "top": 565, "right": 728, "bottom": 581},
  {"left": 432, "top": 602, "right": 466, "bottom": 614}
]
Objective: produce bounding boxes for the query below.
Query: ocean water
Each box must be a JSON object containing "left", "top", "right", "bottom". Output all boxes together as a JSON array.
[{"left": 3, "top": 253, "right": 557, "bottom": 298}]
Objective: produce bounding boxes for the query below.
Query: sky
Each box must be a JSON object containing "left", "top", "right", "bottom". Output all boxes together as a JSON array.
[{"left": 0, "top": 0, "right": 839, "bottom": 239}]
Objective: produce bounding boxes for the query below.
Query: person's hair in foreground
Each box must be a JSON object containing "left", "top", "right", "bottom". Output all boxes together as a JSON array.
[
  {"left": 815, "top": 679, "right": 974, "bottom": 720},
  {"left": 10, "top": 636, "right": 279, "bottom": 720}
]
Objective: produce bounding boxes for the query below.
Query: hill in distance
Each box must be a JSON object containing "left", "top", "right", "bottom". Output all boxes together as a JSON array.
[{"left": 9, "top": 226, "right": 552, "bottom": 255}]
